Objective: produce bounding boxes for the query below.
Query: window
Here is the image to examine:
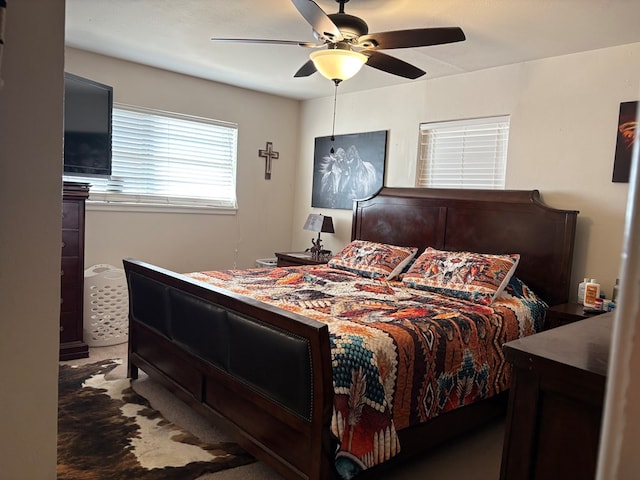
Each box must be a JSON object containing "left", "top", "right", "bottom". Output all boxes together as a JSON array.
[
  {"left": 64, "top": 104, "right": 238, "bottom": 211},
  {"left": 416, "top": 116, "right": 510, "bottom": 189}
]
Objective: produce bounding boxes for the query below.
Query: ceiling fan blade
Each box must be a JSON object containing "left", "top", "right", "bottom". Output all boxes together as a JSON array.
[
  {"left": 357, "top": 27, "right": 465, "bottom": 50},
  {"left": 294, "top": 59, "right": 317, "bottom": 78},
  {"left": 211, "top": 37, "right": 320, "bottom": 47},
  {"left": 363, "top": 51, "right": 426, "bottom": 79},
  {"left": 291, "top": 0, "right": 343, "bottom": 42}
]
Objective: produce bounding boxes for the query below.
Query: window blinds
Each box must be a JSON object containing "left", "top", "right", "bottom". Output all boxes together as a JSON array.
[
  {"left": 416, "top": 116, "right": 510, "bottom": 189},
  {"left": 66, "top": 105, "right": 238, "bottom": 209}
]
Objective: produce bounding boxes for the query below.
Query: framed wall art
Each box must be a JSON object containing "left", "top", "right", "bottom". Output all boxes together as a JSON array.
[
  {"left": 612, "top": 100, "right": 638, "bottom": 183},
  {"left": 311, "top": 130, "right": 387, "bottom": 210}
]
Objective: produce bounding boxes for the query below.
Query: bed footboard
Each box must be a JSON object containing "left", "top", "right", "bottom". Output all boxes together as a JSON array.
[{"left": 123, "top": 258, "right": 336, "bottom": 480}]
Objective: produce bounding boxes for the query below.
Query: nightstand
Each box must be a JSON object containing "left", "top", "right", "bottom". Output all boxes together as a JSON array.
[
  {"left": 544, "top": 302, "right": 607, "bottom": 330},
  {"left": 275, "top": 251, "right": 329, "bottom": 267}
]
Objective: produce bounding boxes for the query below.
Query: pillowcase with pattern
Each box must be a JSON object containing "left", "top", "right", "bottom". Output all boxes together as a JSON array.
[
  {"left": 328, "top": 240, "right": 418, "bottom": 280},
  {"left": 402, "top": 247, "right": 520, "bottom": 305}
]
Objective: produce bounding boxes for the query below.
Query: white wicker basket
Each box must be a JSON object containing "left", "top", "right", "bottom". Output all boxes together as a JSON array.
[
  {"left": 83, "top": 264, "right": 129, "bottom": 347},
  {"left": 255, "top": 257, "right": 277, "bottom": 268}
]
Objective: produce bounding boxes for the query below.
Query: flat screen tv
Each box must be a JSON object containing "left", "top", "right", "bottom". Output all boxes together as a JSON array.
[{"left": 63, "top": 72, "right": 113, "bottom": 177}]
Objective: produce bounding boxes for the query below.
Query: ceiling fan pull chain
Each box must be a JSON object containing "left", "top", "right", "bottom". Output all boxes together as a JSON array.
[{"left": 330, "top": 81, "right": 338, "bottom": 153}]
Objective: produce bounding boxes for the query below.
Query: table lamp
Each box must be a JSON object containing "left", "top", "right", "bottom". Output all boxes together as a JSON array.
[{"left": 303, "top": 214, "right": 335, "bottom": 259}]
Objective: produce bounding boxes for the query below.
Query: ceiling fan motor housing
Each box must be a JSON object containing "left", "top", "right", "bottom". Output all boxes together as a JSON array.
[{"left": 328, "top": 13, "right": 368, "bottom": 40}]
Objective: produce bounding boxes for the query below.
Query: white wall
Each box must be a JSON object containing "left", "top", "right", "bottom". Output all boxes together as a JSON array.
[
  {"left": 0, "top": 0, "right": 65, "bottom": 478},
  {"left": 293, "top": 43, "right": 640, "bottom": 302},
  {"left": 65, "top": 48, "right": 301, "bottom": 272}
]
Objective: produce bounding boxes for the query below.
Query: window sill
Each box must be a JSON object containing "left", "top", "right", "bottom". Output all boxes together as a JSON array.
[{"left": 86, "top": 201, "right": 237, "bottom": 215}]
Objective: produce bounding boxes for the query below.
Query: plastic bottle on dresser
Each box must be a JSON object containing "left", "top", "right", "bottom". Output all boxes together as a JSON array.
[
  {"left": 583, "top": 279, "right": 601, "bottom": 308},
  {"left": 612, "top": 278, "right": 620, "bottom": 303},
  {"left": 578, "top": 277, "right": 589, "bottom": 304}
]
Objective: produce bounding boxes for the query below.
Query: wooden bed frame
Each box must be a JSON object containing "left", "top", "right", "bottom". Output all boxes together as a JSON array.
[{"left": 124, "top": 187, "right": 578, "bottom": 480}]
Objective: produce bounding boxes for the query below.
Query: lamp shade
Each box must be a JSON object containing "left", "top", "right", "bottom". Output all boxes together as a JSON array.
[
  {"left": 310, "top": 49, "right": 367, "bottom": 83},
  {"left": 303, "top": 214, "right": 335, "bottom": 234}
]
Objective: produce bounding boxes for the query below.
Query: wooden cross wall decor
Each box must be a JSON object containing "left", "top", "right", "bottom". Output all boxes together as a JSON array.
[{"left": 258, "top": 142, "right": 279, "bottom": 180}]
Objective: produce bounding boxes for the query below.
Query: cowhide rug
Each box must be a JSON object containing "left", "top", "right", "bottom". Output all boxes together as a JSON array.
[{"left": 58, "top": 359, "right": 255, "bottom": 480}]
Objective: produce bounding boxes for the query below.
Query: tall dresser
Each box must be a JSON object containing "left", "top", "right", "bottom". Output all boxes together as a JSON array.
[{"left": 60, "top": 181, "right": 90, "bottom": 360}]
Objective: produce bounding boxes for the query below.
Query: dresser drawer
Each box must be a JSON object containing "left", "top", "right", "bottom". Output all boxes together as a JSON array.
[
  {"left": 61, "top": 255, "right": 81, "bottom": 278},
  {"left": 60, "top": 285, "right": 80, "bottom": 313},
  {"left": 60, "top": 311, "right": 81, "bottom": 343},
  {"left": 62, "top": 230, "right": 80, "bottom": 256},
  {"left": 62, "top": 201, "right": 81, "bottom": 230}
]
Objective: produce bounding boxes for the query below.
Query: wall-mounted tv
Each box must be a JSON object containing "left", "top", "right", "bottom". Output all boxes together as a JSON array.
[{"left": 63, "top": 72, "right": 113, "bottom": 177}]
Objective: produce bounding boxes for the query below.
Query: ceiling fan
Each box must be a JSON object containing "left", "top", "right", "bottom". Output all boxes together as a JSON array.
[{"left": 211, "top": 0, "right": 465, "bottom": 83}]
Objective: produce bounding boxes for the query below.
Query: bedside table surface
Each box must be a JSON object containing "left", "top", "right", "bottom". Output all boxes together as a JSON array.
[
  {"left": 275, "top": 251, "right": 328, "bottom": 266},
  {"left": 544, "top": 302, "right": 608, "bottom": 330},
  {"left": 547, "top": 302, "right": 606, "bottom": 318}
]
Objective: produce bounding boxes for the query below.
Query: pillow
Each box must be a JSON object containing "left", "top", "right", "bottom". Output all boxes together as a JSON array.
[
  {"left": 402, "top": 247, "right": 520, "bottom": 305},
  {"left": 328, "top": 240, "right": 418, "bottom": 280}
]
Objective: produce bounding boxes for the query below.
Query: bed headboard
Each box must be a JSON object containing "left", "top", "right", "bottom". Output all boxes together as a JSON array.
[{"left": 352, "top": 187, "right": 579, "bottom": 307}]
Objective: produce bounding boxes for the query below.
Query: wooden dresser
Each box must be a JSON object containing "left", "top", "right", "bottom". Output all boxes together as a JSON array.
[
  {"left": 60, "top": 181, "right": 90, "bottom": 360},
  {"left": 500, "top": 313, "right": 612, "bottom": 480}
]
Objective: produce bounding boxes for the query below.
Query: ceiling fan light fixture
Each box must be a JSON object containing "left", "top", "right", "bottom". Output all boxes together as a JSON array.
[{"left": 310, "top": 49, "right": 367, "bottom": 83}]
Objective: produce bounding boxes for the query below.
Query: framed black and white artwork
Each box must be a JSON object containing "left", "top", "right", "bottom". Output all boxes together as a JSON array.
[{"left": 311, "top": 130, "right": 387, "bottom": 210}]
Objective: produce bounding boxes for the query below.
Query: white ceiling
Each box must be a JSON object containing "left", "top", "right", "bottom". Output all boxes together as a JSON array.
[{"left": 65, "top": 0, "right": 640, "bottom": 101}]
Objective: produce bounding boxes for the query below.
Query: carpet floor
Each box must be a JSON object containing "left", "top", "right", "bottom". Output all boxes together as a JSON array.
[{"left": 60, "top": 343, "right": 506, "bottom": 479}]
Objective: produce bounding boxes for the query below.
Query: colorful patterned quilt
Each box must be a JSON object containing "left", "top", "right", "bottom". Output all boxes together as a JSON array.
[{"left": 187, "top": 265, "right": 547, "bottom": 479}]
